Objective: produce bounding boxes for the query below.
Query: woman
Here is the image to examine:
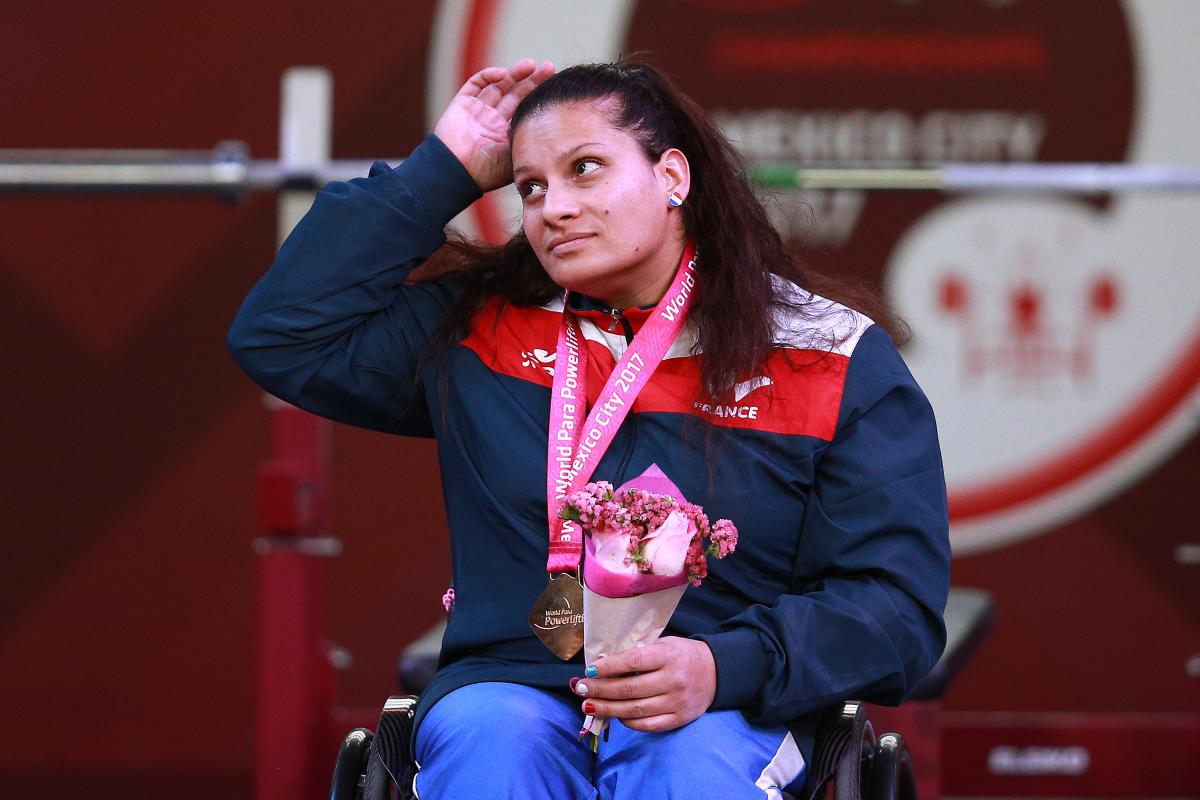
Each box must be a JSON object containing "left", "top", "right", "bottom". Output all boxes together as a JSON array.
[{"left": 228, "top": 58, "right": 950, "bottom": 799}]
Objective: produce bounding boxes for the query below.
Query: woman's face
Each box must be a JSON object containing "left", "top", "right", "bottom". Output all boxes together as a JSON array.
[{"left": 511, "top": 101, "right": 689, "bottom": 309}]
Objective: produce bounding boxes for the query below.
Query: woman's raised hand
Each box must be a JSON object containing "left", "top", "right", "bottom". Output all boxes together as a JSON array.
[{"left": 433, "top": 58, "right": 555, "bottom": 193}]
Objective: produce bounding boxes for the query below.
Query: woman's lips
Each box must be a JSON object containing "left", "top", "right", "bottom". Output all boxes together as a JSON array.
[{"left": 548, "top": 234, "right": 593, "bottom": 255}]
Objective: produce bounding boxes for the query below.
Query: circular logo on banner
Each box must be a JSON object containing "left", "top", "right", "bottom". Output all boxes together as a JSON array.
[{"left": 430, "top": 0, "right": 1200, "bottom": 554}]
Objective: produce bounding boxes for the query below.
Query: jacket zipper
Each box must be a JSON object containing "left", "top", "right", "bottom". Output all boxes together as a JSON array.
[{"left": 606, "top": 307, "right": 636, "bottom": 344}]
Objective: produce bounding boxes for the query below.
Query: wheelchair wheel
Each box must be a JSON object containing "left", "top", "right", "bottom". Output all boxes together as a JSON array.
[
  {"left": 866, "top": 734, "right": 916, "bottom": 800},
  {"left": 330, "top": 728, "right": 374, "bottom": 800},
  {"left": 833, "top": 717, "right": 876, "bottom": 800},
  {"left": 362, "top": 741, "right": 393, "bottom": 800}
]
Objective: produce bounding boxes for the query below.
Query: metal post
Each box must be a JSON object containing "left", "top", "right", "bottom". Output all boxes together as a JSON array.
[{"left": 254, "top": 66, "right": 338, "bottom": 800}]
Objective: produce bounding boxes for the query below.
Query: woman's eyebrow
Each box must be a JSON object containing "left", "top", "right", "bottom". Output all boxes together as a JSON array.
[
  {"left": 559, "top": 142, "right": 606, "bottom": 160},
  {"left": 514, "top": 142, "right": 607, "bottom": 180}
]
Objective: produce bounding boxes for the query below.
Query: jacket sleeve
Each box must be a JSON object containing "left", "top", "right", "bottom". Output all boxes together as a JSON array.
[
  {"left": 696, "top": 324, "right": 952, "bottom": 723},
  {"left": 226, "top": 135, "right": 482, "bottom": 435}
]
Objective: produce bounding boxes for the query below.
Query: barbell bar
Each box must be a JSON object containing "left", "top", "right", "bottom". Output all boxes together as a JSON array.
[{"left": 3, "top": 143, "right": 1200, "bottom": 199}]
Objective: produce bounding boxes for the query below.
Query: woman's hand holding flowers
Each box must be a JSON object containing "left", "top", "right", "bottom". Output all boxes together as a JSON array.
[
  {"left": 433, "top": 58, "right": 555, "bottom": 192},
  {"left": 572, "top": 637, "right": 717, "bottom": 733}
]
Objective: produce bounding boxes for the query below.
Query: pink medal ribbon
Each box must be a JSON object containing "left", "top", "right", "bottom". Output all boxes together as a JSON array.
[{"left": 544, "top": 240, "right": 698, "bottom": 575}]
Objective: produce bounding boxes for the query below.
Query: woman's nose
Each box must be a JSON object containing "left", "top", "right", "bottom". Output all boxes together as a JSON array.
[{"left": 541, "top": 185, "right": 581, "bottom": 223}]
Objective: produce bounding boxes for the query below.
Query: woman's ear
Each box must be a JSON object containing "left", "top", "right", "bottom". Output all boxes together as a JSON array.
[{"left": 657, "top": 148, "right": 691, "bottom": 203}]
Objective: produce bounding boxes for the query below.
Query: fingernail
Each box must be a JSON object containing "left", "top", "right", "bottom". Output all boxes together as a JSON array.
[
  {"left": 583, "top": 701, "right": 596, "bottom": 714},
  {"left": 574, "top": 681, "right": 589, "bottom": 697},
  {"left": 569, "top": 676, "right": 580, "bottom": 691},
  {"left": 585, "top": 665, "right": 598, "bottom": 678}
]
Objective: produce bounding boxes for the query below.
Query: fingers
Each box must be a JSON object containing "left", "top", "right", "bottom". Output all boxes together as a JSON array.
[
  {"left": 582, "top": 695, "right": 672, "bottom": 722},
  {"left": 496, "top": 60, "right": 555, "bottom": 118},
  {"left": 575, "top": 672, "right": 660, "bottom": 701},
  {"left": 457, "top": 66, "right": 510, "bottom": 98},
  {"left": 589, "top": 641, "right": 667, "bottom": 678},
  {"left": 455, "top": 59, "right": 555, "bottom": 117},
  {"left": 476, "top": 60, "right": 527, "bottom": 106},
  {"left": 620, "top": 714, "right": 679, "bottom": 734},
  {"left": 505, "top": 57, "right": 539, "bottom": 82}
]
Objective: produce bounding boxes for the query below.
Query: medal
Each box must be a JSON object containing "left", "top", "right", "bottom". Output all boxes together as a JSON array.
[
  {"left": 527, "top": 572, "right": 585, "bottom": 660},
  {"left": 531, "top": 241, "right": 698, "bottom": 659}
]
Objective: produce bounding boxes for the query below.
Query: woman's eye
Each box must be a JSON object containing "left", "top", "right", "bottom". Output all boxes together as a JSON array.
[
  {"left": 575, "top": 159, "right": 601, "bottom": 177},
  {"left": 519, "top": 182, "right": 545, "bottom": 199}
]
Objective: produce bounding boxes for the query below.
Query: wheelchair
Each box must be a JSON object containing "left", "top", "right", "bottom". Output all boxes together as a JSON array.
[
  {"left": 329, "top": 587, "right": 997, "bottom": 799},
  {"left": 330, "top": 694, "right": 915, "bottom": 800}
]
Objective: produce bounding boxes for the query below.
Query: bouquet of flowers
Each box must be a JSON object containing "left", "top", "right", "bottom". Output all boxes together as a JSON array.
[{"left": 560, "top": 463, "right": 738, "bottom": 745}]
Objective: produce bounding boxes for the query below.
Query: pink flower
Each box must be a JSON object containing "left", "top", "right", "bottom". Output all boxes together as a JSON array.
[
  {"left": 591, "top": 526, "right": 640, "bottom": 576},
  {"left": 442, "top": 586, "right": 455, "bottom": 612},
  {"left": 558, "top": 465, "right": 740, "bottom": 595},
  {"left": 639, "top": 509, "right": 693, "bottom": 577},
  {"left": 709, "top": 519, "right": 739, "bottom": 558},
  {"left": 685, "top": 541, "right": 708, "bottom": 587}
]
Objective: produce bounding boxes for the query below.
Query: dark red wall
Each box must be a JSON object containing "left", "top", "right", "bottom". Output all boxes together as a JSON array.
[
  {"left": 0, "top": 1, "right": 447, "bottom": 780},
  {"left": 1, "top": 0, "right": 1195, "bottom": 791}
]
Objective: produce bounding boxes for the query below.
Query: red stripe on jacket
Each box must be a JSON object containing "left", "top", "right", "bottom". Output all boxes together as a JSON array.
[{"left": 460, "top": 300, "right": 850, "bottom": 440}]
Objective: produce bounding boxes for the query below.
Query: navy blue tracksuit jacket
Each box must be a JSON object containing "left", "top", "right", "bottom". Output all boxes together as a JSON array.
[{"left": 227, "top": 135, "right": 952, "bottom": 760}]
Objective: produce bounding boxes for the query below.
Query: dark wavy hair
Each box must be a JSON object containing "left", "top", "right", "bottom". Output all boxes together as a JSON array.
[{"left": 420, "top": 60, "right": 905, "bottom": 403}]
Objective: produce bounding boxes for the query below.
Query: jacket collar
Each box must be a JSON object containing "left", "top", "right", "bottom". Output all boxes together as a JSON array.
[{"left": 566, "top": 292, "right": 656, "bottom": 335}]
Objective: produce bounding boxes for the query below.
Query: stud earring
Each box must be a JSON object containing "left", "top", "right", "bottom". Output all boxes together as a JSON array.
[{"left": 667, "top": 191, "right": 684, "bottom": 207}]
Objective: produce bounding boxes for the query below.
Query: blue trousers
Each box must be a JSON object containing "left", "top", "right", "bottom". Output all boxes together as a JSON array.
[{"left": 413, "top": 682, "right": 806, "bottom": 799}]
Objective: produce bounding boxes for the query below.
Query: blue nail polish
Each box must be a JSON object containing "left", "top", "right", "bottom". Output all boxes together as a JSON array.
[{"left": 586, "top": 665, "right": 598, "bottom": 678}]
